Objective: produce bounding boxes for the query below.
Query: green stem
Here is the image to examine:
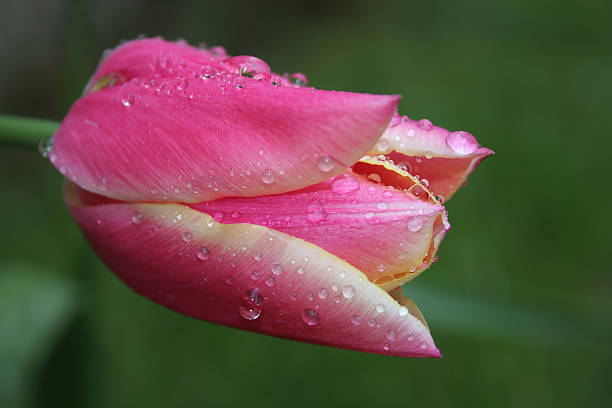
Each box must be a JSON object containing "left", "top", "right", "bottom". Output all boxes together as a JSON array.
[{"left": 0, "top": 114, "right": 60, "bottom": 151}]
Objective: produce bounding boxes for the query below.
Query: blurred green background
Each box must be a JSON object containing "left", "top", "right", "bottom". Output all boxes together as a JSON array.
[{"left": 1, "top": 0, "right": 610, "bottom": 407}]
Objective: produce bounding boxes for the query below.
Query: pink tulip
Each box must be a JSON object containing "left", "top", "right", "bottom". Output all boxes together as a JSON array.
[{"left": 48, "top": 38, "right": 492, "bottom": 357}]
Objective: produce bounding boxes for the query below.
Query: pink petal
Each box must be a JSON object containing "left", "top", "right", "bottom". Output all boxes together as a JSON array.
[
  {"left": 50, "top": 38, "right": 399, "bottom": 202},
  {"left": 188, "top": 171, "right": 447, "bottom": 290},
  {"left": 368, "top": 113, "right": 493, "bottom": 200},
  {"left": 65, "top": 181, "right": 440, "bottom": 358}
]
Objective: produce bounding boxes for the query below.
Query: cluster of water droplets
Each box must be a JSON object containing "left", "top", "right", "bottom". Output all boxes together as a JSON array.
[{"left": 380, "top": 113, "right": 480, "bottom": 156}]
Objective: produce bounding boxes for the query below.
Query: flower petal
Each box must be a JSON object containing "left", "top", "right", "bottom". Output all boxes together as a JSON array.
[
  {"left": 368, "top": 113, "right": 493, "bottom": 200},
  {"left": 50, "top": 38, "right": 399, "bottom": 202},
  {"left": 65, "top": 181, "right": 440, "bottom": 357},
  {"left": 188, "top": 171, "right": 446, "bottom": 290}
]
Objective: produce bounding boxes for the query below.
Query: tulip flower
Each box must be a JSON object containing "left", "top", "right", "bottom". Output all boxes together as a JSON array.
[{"left": 48, "top": 38, "right": 492, "bottom": 357}]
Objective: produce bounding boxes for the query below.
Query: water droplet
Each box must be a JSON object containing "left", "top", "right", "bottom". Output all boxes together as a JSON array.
[
  {"left": 420, "top": 341, "right": 428, "bottom": 350},
  {"left": 398, "top": 306, "right": 409, "bottom": 316},
  {"left": 265, "top": 276, "right": 276, "bottom": 287},
  {"left": 234, "top": 77, "right": 246, "bottom": 89},
  {"left": 318, "top": 288, "right": 328, "bottom": 299},
  {"left": 367, "top": 173, "right": 381, "bottom": 183},
  {"left": 121, "top": 94, "right": 134, "bottom": 107},
  {"left": 377, "top": 264, "right": 386, "bottom": 273},
  {"left": 307, "top": 200, "right": 327, "bottom": 224},
  {"left": 383, "top": 343, "right": 392, "bottom": 351},
  {"left": 199, "top": 65, "right": 216, "bottom": 79},
  {"left": 307, "top": 292, "right": 315, "bottom": 301},
  {"left": 342, "top": 285, "right": 355, "bottom": 299},
  {"left": 382, "top": 190, "right": 393, "bottom": 198},
  {"left": 131, "top": 212, "right": 143, "bottom": 224},
  {"left": 38, "top": 138, "right": 53, "bottom": 158},
  {"left": 253, "top": 252, "right": 262, "bottom": 262},
  {"left": 331, "top": 283, "right": 339, "bottom": 292},
  {"left": 351, "top": 315, "right": 362, "bottom": 326},
  {"left": 331, "top": 175, "right": 360, "bottom": 194},
  {"left": 386, "top": 330, "right": 397, "bottom": 341},
  {"left": 317, "top": 155, "right": 336, "bottom": 172},
  {"left": 302, "top": 309, "right": 320, "bottom": 326},
  {"left": 375, "top": 303, "right": 386, "bottom": 313},
  {"left": 231, "top": 211, "right": 241, "bottom": 219},
  {"left": 288, "top": 72, "right": 308, "bottom": 86},
  {"left": 408, "top": 184, "right": 429, "bottom": 201},
  {"left": 250, "top": 270, "right": 261, "bottom": 280},
  {"left": 446, "top": 131, "right": 478, "bottom": 155},
  {"left": 333, "top": 296, "right": 342, "bottom": 304},
  {"left": 397, "top": 161, "right": 412, "bottom": 173},
  {"left": 213, "top": 211, "right": 224, "bottom": 222},
  {"left": 368, "top": 318, "right": 376, "bottom": 327},
  {"left": 390, "top": 114, "right": 402, "bottom": 127},
  {"left": 297, "top": 266, "right": 305, "bottom": 275},
  {"left": 375, "top": 138, "right": 390, "bottom": 152},
  {"left": 262, "top": 169, "right": 276, "bottom": 184},
  {"left": 240, "top": 288, "right": 263, "bottom": 320},
  {"left": 339, "top": 271, "right": 346, "bottom": 279},
  {"left": 406, "top": 216, "right": 425, "bottom": 232},
  {"left": 181, "top": 231, "right": 193, "bottom": 242},
  {"left": 418, "top": 119, "right": 433, "bottom": 130},
  {"left": 197, "top": 246, "right": 211, "bottom": 261},
  {"left": 377, "top": 202, "right": 389, "bottom": 210},
  {"left": 271, "top": 264, "right": 283, "bottom": 275},
  {"left": 407, "top": 334, "right": 415, "bottom": 341},
  {"left": 226, "top": 55, "right": 271, "bottom": 79},
  {"left": 225, "top": 276, "right": 235, "bottom": 285}
]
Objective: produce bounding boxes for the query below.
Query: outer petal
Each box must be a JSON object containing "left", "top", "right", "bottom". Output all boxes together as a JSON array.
[
  {"left": 368, "top": 113, "right": 493, "bottom": 200},
  {"left": 65, "top": 182, "right": 440, "bottom": 358},
  {"left": 189, "top": 171, "right": 446, "bottom": 288},
  {"left": 50, "top": 38, "right": 399, "bottom": 203}
]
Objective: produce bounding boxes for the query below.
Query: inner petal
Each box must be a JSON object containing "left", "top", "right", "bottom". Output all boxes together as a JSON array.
[{"left": 188, "top": 171, "right": 445, "bottom": 287}]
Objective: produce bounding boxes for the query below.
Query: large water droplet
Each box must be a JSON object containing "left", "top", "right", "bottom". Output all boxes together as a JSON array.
[
  {"left": 331, "top": 175, "right": 360, "bottom": 194},
  {"left": 181, "top": 231, "right": 193, "bottom": 242},
  {"left": 446, "top": 131, "right": 478, "bottom": 155},
  {"left": 317, "top": 155, "right": 336, "bottom": 172},
  {"left": 302, "top": 308, "right": 320, "bottom": 326},
  {"left": 225, "top": 56, "right": 271, "bottom": 80},
  {"left": 398, "top": 306, "right": 409, "bottom": 316},
  {"left": 262, "top": 169, "right": 276, "bottom": 184},
  {"left": 342, "top": 285, "right": 355, "bottom": 299},
  {"left": 406, "top": 216, "right": 425, "bottom": 232},
  {"left": 418, "top": 119, "right": 433, "bottom": 130},
  {"left": 240, "top": 288, "right": 263, "bottom": 320},
  {"left": 307, "top": 200, "right": 327, "bottom": 224},
  {"left": 375, "top": 303, "right": 386, "bottom": 313}
]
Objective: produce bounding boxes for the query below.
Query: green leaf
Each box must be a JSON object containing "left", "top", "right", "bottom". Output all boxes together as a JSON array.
[{"left": 0, "top": 263, "right": 77, "bottom": 408}]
